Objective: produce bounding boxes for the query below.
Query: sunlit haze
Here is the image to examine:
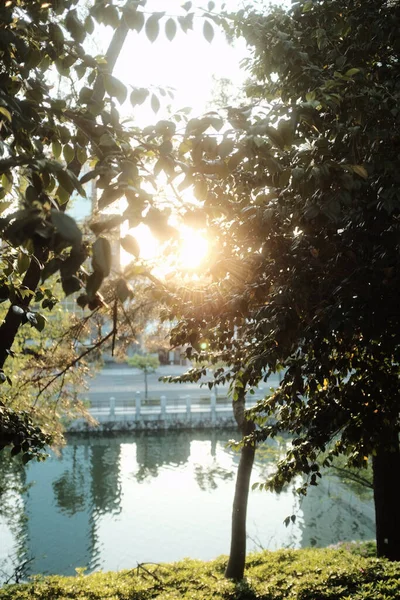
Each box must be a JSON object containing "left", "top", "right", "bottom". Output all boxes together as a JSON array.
[{"left": 110, "top": 1, "right": 246, "bottom": 274}]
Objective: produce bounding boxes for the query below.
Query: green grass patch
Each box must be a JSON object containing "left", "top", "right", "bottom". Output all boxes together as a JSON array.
[{"left": 1, "top": 546, "right": 400, "bottom": 599}]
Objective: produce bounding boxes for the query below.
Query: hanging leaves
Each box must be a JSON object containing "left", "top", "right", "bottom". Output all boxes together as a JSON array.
[
  {"left": 51, "top": 211, "right": 83, "bottom": 246},
  {"left": 103, "top": 74, "right": 127, "bottom": 104},
  {"left": 145, "top": 13, "right": 165, "bottom": 43},
  {"left": 130, "top": 87, "right": 149, "bottom": 106},
  {"left": 123, "top": 7, "right": 145, "bottom": 32},
  {"left": 165, "top": 18, "right": 177, "bottom": 41},
  {"left": 151, "top": 93, "right": 161, "bottom": 113},
  {"left": 203, "top": 20, "right": 214, "bottom": 43},
  {"left": 120, "top": 235, "right": 141, "bottom": 258},
  {"left": 92, "top": 237, "right": 112, "bottom": 277}
]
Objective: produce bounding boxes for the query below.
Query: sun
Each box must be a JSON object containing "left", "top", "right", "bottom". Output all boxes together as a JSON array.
[
  {"left": 178, "top": 226, "right": 208, "bottom": 271},
  {"left": 120, "top": 223, "right": 209, "bottom": 275}
]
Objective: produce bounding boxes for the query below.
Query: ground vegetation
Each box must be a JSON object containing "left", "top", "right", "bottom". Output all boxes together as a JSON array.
[{"left": 1, "top": 546, "right": 400, "bottom": 600}]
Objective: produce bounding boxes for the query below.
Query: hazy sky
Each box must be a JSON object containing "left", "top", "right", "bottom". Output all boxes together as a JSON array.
[{"left": 110, "top": 0, "right": 249, "bottom": 121}]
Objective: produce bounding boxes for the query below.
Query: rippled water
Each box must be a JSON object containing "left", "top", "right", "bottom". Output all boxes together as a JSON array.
[{"left": 0, "top": 430, "right": 375, "bottom": 581}]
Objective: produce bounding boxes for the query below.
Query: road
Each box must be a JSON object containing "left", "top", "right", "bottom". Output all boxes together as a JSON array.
[{"left": 85, "top": 364, "right": 282, "bottom": 406}]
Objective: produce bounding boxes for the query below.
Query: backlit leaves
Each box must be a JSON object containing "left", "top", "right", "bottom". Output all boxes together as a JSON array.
[
  {"left": 203, "top": 20, "right": 214, "bottom": 43},
  {"left": 103, "top": 74, "right": 127, "bottom": 104},
  {"left": 130, "top": 87, "right": 149, "bottom": 106},
  {"left": 92, "top": 237, "right": 112, "bottom": 277},
  {"left": 51, "top": 211, "right": 82, "bottom": 246},
  {"left": 151, "top": 93, "right": 161, "bottom": 113},
  {"left": 165, "top": 18, "right": 177, "bottom": 41},
  {"left": 120, "top": 235, "right": 140, "bottom": 258},
  {"left": 145, "top": 13, "right": 164, "bottom": 43}
]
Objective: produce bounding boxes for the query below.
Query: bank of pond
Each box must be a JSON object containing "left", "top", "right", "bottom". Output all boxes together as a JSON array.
[
  {"left": 1, "top": 545, "right": 400, "bottom": 599},
  {"left": 0, "top": 430, "right": 375, "bottom": 584}
]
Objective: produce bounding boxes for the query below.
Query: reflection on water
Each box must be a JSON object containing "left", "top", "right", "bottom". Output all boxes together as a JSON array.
[{"left": 0, "top": 430, "right": 375, "bottom": 581}]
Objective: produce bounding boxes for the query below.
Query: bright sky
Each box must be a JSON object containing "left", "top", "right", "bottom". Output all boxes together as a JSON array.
[
  {"left": 101, "top": 1, "right": 249, "bottom": 272},
  {"left": 113, "top": 0, "right": 248, "bottom": 121},
  {"left": 89, "top": 1, "right": 288, "bottom": 273}
]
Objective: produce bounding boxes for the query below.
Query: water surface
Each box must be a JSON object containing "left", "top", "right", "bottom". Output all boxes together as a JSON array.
[{"left": 0, "top": 430, "right": 375, "bottom": 581}]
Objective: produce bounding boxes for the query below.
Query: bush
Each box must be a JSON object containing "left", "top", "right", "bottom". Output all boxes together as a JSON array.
[{"left": 1, "top": 547, "right": 400, "bottom": 599}]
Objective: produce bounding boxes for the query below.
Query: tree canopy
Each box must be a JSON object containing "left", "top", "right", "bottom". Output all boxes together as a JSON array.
[
  {"left": 162, "top": 0, "right": 400, "bottom": 569},
  {"left": 0, "top": 0, "right": 222, "bottom": 453}
]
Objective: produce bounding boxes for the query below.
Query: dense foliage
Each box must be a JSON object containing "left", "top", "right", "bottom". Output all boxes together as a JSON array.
[
  {"left": 0, "top": 0, "right": 221, "bottom": 449},
  {"left": 1, "top": 546, "right": 400, "bottom": 600},
  {"left": 160, "top": 0, "right": 400, "bottom": 568}
]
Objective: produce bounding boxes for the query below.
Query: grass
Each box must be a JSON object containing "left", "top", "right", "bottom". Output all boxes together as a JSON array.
[{"left": 1, "top": 545, "right": 400, "bottom": 599}]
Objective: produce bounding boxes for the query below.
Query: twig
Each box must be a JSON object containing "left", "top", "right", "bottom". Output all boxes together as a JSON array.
[
  {"left": 35, "top": 330, "right": 115, "bottom": 399},
  {"left": 136, "top": 562, "right": 164, "bottom": 585}
]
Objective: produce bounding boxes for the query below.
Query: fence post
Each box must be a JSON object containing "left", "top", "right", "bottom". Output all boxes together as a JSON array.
[
  {"left": 186, "top": 395, "right": 191, "bottom": 419},
  {"left": 135, "top": 391, "right": 141, "bottom": 420},
  {"left": 161, "top": 395, "right": 167, "bottom": 419},
  {"left": 109, "top": 396, "right": 115, "bottom": 417},
  {"left": 210, "top": 391, "right": 217, "bottom": 425}
]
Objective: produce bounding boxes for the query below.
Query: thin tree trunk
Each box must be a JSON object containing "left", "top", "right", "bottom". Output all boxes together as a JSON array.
[
  {"left": 225, "top": 388, "right": 256, "bottom": 580},
  {"left": 372, "top": 428, "right": 400, "bottom": 560},
  {"left": 144, "top": 368, "right": 148, "bottom": 400}
]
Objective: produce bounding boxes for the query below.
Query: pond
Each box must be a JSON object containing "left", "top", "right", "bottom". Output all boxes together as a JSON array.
[{"left": 0, "top": 430, "right": 375, "bottom": 582}]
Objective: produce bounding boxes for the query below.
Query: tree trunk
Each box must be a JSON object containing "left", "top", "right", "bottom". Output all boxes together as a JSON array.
[
  {"left": 372, "top": 428, "right": 400, "bottom": 560},
  {"left": 225, "top": 388, "right": 256, "bottom": 581}
]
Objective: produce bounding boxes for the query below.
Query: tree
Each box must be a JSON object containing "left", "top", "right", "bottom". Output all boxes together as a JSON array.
[
  {"left": 0, "top": 0, "right": 221, "bottom": 449},
  {"left": 162, "top": 0, "right": 400, "bottom": 576},
  {"left": 127, "top": 353, "right": 159, "bottom": 400}
]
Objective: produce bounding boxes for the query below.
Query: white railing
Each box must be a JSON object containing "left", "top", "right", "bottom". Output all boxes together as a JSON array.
[{"left": 89, "top": 391, "right": 261, "bottom": 422}]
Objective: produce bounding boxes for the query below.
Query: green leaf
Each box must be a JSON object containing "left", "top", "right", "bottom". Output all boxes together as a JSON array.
[
  {"left": 218, "top": 138, "right": 235, "bottom": 158},
  {"left": 84, "top": 15, "right": 94, "bottom": 34},
  {"left": 123, "top": 7, "right": 145, "bottom": 32},
  {"left": 345, "top": 68, "right": 360, "bottom": 77},
  {"left": 151, "top": 93, "right": 160, "bottom": 113},
  {"left": 52, "top": 140, "right": 62, "bottom": 159},
  {"left": 32, "top": 312, "right": 47, "bottom": 332},
  {"left": 21, "top": 453, "right": 33, "bottom": 465},
  {"left": 17, "top": 251, "right": 30, "bottom": 275},
  {"left": 103, "top": 74, "right": 127, "bottom": 104},
  {"left": 116, "top": 278, "right": 132, "bottom": 302},
  {"left": 51, "top": 210, "right": 83, "bottom": 246},
  {"left": 76, "top": 146, "right": 87, "bottom": 165},
  {"left": 0, "top": 107, "right": 12, "bottom": 122},
  {"left": 203, "top": 20, "right": 214, "bottom": 43},
  {"left": 165, "top": 18, "right": 177, "bottom": 41},
  {"left": 145, "top": 13, "right": 164, "bottom": 43},
  {"left": 178, "top": 13, "right": 194, "bottom": 33},
  {"left": 130, "top": 87, "right": 149, "bottom": 106},
  {"left": 63, "top": 144, "right": 75, "bottom": 164},
  {"left": 86, "top": 270, "right": 104, "bottom": 299},
  {"left": 62, "top": 275, "right": 82, "bottom": 296},
  {"left": 92, "top": 236, "right": 112, "bottom": 277},
  {"left": 65, "top": 9, "right": 86, "bottom": 44},
  {"left": 352, "top": 165, "right": 368, "bottom": 179},
  {"left": 56, "top": 170, "right": 75, "bottom": 195},
  {"left": 98, "top": 187, "right": 124, "bottom": 210},
  {"left": 120, "top": 235, "right": 140, "bottom": 257}
]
